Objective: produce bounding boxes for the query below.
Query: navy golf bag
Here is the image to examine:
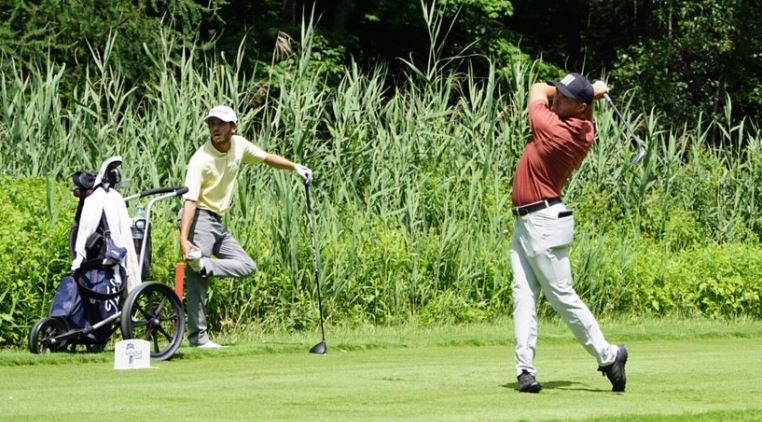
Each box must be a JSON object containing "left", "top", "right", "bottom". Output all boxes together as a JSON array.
[{"left": 48, "top": 164, "right": 128, "bottom": 347}]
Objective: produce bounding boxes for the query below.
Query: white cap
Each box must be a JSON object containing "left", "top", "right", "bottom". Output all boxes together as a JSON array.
[{"left": 205, "top": 105, "right": 237, "bottom": 123}]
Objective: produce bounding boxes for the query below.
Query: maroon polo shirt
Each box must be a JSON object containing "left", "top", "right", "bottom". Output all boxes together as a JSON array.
[{"left": 511, "top": 100, "right": 595, "bottom": 207}]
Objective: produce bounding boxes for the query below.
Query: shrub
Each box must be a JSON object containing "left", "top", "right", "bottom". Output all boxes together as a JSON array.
[{"left": 0, "top": 177, "right": 74, "bottom": 346}]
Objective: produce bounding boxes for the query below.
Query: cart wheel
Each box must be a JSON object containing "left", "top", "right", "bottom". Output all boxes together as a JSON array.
[
  {"left": 29, "top": 317, "right": 69, "bottom": 354},
  {"left": 120, "top": 281, "right": 184, "bottom": 361}
]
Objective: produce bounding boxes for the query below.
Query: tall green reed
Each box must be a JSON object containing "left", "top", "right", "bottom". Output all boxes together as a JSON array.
[{"left": 3, "top": 2, "right": 762, "bottom": 336}]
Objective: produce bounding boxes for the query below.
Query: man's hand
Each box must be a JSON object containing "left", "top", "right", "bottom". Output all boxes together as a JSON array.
[
  {"left": 592, "top": 80, "right": 610, "bottom": 100},
  {"left": 180, "top": 239, "right": 200, "bottom": 260},
  {"left": 295, "top": 164, "right": 313, "bottom": 184}
]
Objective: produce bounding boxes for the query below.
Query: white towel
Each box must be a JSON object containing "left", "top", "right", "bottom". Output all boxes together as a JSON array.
[{"left": 71, "top": 187, "right": 141, "bottom": 292}]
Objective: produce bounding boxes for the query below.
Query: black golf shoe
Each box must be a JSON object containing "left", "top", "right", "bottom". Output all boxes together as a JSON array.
[
  {"left": 517, "top": 370, "right": 543, "bottom": 393},
  {"left": 598, "top": 345, "right": 628, "bottom": 392}
]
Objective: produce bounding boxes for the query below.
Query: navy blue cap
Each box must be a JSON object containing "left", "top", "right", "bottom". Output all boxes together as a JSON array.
[{"left": 555, "top": 73, "right": 594, "bottom": 103}]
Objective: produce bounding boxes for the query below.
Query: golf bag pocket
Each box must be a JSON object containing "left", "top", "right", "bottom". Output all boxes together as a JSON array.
[
  {"left": 77, "top": 267, "right": 123, "bottom": 343},
  {"left": 76, "top": 267, "right": 124, "bottom": 301},
  {"left": 541, "top": 213, "right": 575, "bottom": 249},
  {"left": 50, "top": 276, "right": 88, "bottom": 330}
]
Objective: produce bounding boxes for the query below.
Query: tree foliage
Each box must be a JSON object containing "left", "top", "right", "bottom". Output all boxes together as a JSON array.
[
  {"left": 612, "top": 0, "right": 762, "bottom": 126},
  {"left": 0, "top": 0, "right": 224, "bottom": 90},
  {"left": 0, "top": 0, "right": 759, "bottom": 129}
]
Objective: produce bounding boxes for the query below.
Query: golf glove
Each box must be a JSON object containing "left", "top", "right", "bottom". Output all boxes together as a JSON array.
[{"left": 295, "top": 164, "right": 313, "bottom": 184}]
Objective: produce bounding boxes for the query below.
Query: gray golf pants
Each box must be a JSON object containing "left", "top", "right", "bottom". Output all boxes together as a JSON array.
[
  {"left": 510, "top": 202, "right": 618, "bottom": 376},
  {"left": 186, "top": 209, "right": 256, "bottom": 345}
]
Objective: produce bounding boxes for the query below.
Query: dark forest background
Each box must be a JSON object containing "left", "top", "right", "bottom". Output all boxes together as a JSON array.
[{"left": 1, "top": 0, "right": 760, "bottom": 129}]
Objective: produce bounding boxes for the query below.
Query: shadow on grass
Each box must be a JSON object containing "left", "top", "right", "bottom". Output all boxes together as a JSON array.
[{"left": 501, "top": 380, "right": 606, "bottom": 393}]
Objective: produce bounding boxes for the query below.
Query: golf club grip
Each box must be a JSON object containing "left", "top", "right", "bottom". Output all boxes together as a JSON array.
[
  {"left": 304, "top": 183, "right": 317, "bottom": 228},
  {"left": 138, "top": 186, "right": 188, "bottom": 198},
  {"left": 304, "top": 183, "right": 312, "bottom": 212}
]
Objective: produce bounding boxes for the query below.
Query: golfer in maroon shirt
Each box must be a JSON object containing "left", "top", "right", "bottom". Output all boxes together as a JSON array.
[{"left": 510, "top": 73, "right": 628, "bottom": 393}]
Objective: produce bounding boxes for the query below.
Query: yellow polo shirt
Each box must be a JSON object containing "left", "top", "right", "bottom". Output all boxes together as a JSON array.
[{"left": 183, "top": 135, "right": 267, "bottom": 216}]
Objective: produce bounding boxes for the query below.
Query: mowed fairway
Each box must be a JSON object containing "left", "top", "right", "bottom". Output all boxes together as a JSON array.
[{"left": 1, "top": 320, "right": 761, "bottom": 421}]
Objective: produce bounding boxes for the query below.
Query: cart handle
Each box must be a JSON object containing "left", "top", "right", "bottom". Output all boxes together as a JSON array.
[
  {"left": 125, "top": 186, "right": 187, "bottom": 202},
  {"left": 137, "top": 186, "right": 188, "bottom": 198}
]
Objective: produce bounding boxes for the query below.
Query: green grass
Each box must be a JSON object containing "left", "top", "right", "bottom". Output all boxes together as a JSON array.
[{"left": 1, "top": 318, "right": 761, "bottom": 421}]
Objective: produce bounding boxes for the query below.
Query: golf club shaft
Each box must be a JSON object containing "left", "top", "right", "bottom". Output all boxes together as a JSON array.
[
  {"left": 304, "top": 183, "right": 326, "bottom": 342},
  {"left": 603, "top": 93, "right": 644, "bottom": 148}
]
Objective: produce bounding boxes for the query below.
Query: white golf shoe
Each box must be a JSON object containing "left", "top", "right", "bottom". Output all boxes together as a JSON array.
[{"left": 196, "top": 340, "right": 227, "bottom": 349}]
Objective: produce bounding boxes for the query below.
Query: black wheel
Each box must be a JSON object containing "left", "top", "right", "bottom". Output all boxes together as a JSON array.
[
  {"left": 120, "top": 282, "right": 184, "bottom": 361},
  {"left": 29, "top": 317, "right": 69, "bottom": 354}
]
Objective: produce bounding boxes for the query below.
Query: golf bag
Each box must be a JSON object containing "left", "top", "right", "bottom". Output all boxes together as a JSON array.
[{"left": 48, "top": 169, "right": 128, "bottom": 345}]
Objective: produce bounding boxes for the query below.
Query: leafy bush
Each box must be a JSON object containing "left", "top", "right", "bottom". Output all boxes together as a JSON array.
[
  {"left": 418, "top": 290, "right": 490, "bottom": 326},
  {"left": 0, "top": 177, "right": 74, "bottom": 346},
  {"left": 3, "top": 175, "right": 762, "bottom": 349},
  {"left": 618, "top": 240, "right": 762, "bottom": 318}
]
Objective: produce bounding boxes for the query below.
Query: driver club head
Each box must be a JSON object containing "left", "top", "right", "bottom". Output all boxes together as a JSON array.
[
  {"left": 631, "top": 147, "right": 647, "bottom": 165},
  {"left": 309, "top": 340, "right": 327, "bottom": 355}
]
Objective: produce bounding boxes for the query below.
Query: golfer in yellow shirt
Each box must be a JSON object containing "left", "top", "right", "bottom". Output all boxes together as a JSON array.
[{"left": 179, "top": 105, "right": 312, "bottom": 348}]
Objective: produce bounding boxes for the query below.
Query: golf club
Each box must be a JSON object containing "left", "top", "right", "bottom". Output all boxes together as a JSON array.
[
  {"left": 602, "top": 92, "right": 647, "bottom": 164},
  {"left": 304, "top": 180, "right": 327, "bottom": 355}
]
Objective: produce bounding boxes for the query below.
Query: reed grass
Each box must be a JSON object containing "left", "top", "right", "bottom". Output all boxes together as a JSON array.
[{"left": 1, "top": 6, "right": 761, "bottom": 341}]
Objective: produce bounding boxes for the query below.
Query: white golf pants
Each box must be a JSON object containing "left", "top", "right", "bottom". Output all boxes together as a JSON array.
[{"left": 510, "top": 202, "right": 618, "bottom": 376}]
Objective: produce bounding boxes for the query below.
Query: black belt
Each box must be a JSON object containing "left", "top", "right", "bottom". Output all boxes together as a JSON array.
[{"left": 512, "top": 197, "right": 562, "bottom": 216}]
